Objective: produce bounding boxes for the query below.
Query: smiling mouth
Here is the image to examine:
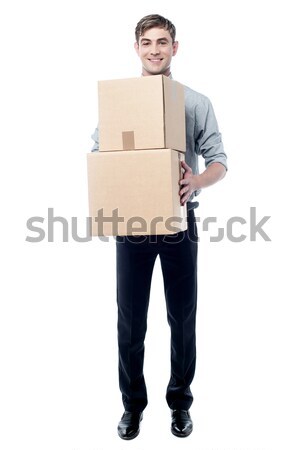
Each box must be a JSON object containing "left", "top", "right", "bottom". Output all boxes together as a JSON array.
[{"left": 148, "top": 58, "right": 163, "bottom": 62}]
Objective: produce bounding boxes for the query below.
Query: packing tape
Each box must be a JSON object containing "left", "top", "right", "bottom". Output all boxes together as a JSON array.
[{"left": 122, "top": 131, "right": 135, "bottom": 150}]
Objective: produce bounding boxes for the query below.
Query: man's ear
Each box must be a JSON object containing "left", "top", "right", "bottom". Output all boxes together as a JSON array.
[
  {"left": 172, "top": 41, "right": 179, "bottom": 56},
  {"left": 134, "top": 41, "right": 139, "bottom": 54}
]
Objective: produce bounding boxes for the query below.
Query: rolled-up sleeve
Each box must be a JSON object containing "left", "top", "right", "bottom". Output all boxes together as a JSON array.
[{"left": 195, "top": 98, "right": 227, "bottom": 170}]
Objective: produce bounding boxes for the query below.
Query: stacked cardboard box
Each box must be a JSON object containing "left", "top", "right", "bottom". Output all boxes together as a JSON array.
[{"left": 87, "top": 75, "right": 187, "bottom": 236}]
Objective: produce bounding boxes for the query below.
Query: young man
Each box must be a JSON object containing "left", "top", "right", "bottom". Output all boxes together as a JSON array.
[{"left": 91, "top": 14, "right": 227, "bottom": 439}]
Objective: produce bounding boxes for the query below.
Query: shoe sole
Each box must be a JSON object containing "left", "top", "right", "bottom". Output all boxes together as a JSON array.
[
  {"left": 171, "top": 427, "right": 193, "bottom": 438},
  {"left": 118, "top": 428, "right": 140, "bottom": 440}
]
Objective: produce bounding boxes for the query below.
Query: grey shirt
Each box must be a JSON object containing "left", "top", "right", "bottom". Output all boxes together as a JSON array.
[{"left": 91, "top": 83, "right": 227, "bottom": 208}]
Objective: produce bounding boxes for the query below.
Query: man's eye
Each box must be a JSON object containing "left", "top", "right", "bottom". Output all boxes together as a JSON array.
[
  {"left": 142, "top": 42, "right": 149, "bottom": 46},
  {"left": 159, "top": 41, "right": 167, "bottom": 45}
]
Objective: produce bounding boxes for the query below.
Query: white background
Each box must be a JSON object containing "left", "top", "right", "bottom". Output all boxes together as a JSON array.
[{"left": 1, "top": 0, "right": 298, "bottom": 449}]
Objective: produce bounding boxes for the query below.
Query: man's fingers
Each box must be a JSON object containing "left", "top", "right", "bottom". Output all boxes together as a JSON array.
[
  {"left": 181, "top": 160, "right": 192, "bottom": 173},
  {"left": 180, "top": 185, "right": 189, "bottom": 195},
  {"left": 179, "top": 178, "right": 188, "bottom": 186},
  {"left": 180, "top": 193, "right": 189, "bottom": 205},
  {"left": 179, "top": 165, "right": 192, "bottom": 204},
  {"left": 179, "top": 184, "right": 190, "bottom": 206}
]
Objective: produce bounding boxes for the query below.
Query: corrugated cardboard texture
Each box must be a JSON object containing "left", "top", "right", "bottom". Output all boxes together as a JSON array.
[
  {"left": 98, "top": 75, "right": 186, "bottom": 152},
  {"left": 87, "top": 149, "right": 187, "bottom": 236}
]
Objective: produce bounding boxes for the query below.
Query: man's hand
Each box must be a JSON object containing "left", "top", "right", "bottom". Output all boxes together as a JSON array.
[
  {"left": 179, "top": 161, "right": 198, "bottom": 206},
  {"left": 179, "top": 160, "right": 227, "bottom": 206}
]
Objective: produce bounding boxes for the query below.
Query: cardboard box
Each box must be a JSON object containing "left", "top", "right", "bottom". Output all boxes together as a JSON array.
[
  {"left": 98, "top": 75, "right": 186, "bottom": 152},
  {"left": 87, "top": 149, "right": 187, "bottom": 236}
]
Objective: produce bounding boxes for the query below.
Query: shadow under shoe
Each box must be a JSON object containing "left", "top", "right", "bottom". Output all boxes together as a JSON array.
[
  {"left": 117, "top": 411, "right": 143, "bottom": 440},
  {"left": 171, "top": 409, "right": 193, "bottom": 437}
]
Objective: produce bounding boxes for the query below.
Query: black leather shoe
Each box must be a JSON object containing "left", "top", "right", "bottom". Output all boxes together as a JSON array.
[
  {"left": 171, "top": 409, "right": 193, "bottom": 437},
  {"left": 117, "top": 411, "right": 143, "bottom": 440}
]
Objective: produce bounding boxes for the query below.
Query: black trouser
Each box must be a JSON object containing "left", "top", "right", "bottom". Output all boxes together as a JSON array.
[{"left": 116, "top": 209, "right": 198, "bottom": 412}]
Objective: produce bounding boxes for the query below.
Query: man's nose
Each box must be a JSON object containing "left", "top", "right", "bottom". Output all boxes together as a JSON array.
[{"left": 150, "top": 45, "right": 160, "bottom": 55}]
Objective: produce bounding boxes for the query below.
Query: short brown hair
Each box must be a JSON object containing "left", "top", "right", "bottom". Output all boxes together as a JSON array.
[{"left": 135, "top": 14, "right": 176, "bottom": 43}]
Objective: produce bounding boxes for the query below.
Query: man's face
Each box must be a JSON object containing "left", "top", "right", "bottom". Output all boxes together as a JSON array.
[{"left": 134, "top": 27, "right": 178, "bottom": 76}]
